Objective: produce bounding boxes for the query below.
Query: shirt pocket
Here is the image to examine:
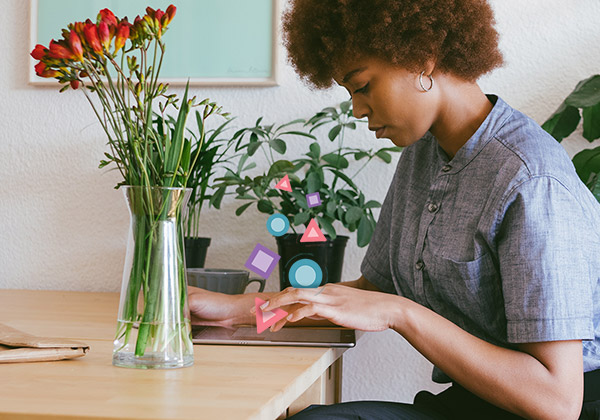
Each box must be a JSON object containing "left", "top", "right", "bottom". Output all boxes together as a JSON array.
[{"left": 426, "top": 252, "right": 505, "bottom": 334}]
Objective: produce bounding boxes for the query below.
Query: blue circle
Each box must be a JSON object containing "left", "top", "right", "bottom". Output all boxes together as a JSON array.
[
  {"left": 289, "top": 259, "right": 323, "bottom": 288},
  {"left": 266, "top": 214, "right": 290, "bottom": 237}
]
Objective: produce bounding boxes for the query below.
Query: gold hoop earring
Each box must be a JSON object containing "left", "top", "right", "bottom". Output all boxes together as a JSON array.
[{"left": 419, "top": 71, "right": 434, "bottom": 92}]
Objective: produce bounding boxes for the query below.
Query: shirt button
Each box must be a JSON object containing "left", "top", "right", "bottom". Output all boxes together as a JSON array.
[
  {"left": 442, "top": 164, "right": 452, "bottom": 172},
  {"left": 427, "top": 203, "right": 439, "bottom": 213},
  {"left": 415, "top": 261, "right": 424, "bottom": 271}
]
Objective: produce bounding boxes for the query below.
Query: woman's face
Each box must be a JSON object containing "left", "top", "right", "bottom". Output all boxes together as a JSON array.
[{"left": 335, "top": 57, "right": 439, "bottom": 148}]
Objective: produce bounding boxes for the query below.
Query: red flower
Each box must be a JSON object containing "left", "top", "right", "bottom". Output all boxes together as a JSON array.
[
  {"left": 48, "top": 39, "right": 75, "bottom": 60},
  {"left": 114, "top": 21, "right": 130, "bottom": 53},
  {"left": 30, "top": 44, "right": 47, "bottom": 60},
  {"left": 34, "top": 61, "right": 58, "bottom": 78},
  {"left": 70, "top": 80, "right": 80, "bottom": 90},
  {"left": 83, "top": 23, "right": 103, "bottom": 54},
  {"left": 154, "top": 9, "right": 165, "bottom": 23},
  {"left": 69, "top": 30, "right": 84, "bottom": 61},
  {"left": 162, "top": 5, "right": 176, "bottom": 27},
  {"left": 145, "top": 6, "right": 156, "bottom": 18},
  {"left": 98, "top": 21, "right": 110, "bottom": 51},
  {"left": 98, "top": 9, "right": 118, "bottom": 27}
]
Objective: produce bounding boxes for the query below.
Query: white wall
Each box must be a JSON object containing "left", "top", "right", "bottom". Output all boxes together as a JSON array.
[{"left": 1, "top": 0, "right": 599, "bottom": 405}]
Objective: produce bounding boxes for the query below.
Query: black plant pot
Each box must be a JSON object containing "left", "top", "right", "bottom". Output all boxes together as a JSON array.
[
  {"left": 275, "top": 233, "right": 349, "bottom": 291},
  {"left": 184, "top": 237, "right": 211, "bottom": 268}
]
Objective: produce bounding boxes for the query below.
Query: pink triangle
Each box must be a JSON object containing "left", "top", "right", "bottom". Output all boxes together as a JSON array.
[
  {"left": 255, "top": 298, "right": 288, "bottom": 334},
  {"left": 274, "top": 175, "right": 292, "bottom": 192},
  {"left": 300, "top": 219, "right": 327, "bottom": 243}
]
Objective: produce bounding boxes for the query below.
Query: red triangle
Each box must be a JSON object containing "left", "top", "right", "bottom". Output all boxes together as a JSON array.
[
  {"left": 255, "top": 298, "right": 288, "bottom": 334},
  {"left": 300, "top": 219, "right": 327, "bottom": 242},
  {"left": 274, "top": 175, "right": 292, "bottom": 192}
]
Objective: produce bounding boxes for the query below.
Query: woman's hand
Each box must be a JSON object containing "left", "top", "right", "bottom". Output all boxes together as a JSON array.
[
  {"left": 257, "top": 284, "right": 397, "bottom": 332},
  {"left": 187, "top": 286, "right": 250, "bottom": 328}
]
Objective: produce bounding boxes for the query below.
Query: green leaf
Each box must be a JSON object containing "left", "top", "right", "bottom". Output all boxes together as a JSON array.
[
  {"left": 582, "top": 102, "right": 600, "bottom": 142},
  {"left": 353, "top": 151, "right": 369, "bottom": 161},
  {"left": 375, "top": 150, "right": 392, "bottom": 163},
  {"left": 269, "top": 138, "right": 287, "bottom": 154},
  {"left": 364, "top": 200, "right": 381, "bottom": 209},
  {"left": 326, "top": 200, "right": 337, "bottom": 217},
  {"left": 235, "top": 202, "right": 254, "bottom": 216},
  {"left": 209, "top": 186, "right": 226, "bottom": 209},
  {"left": 294, "top": 212, "right": 310, "bottom": 226},
  {"left": 268, "top": 160, "right": 294, "bottom": 177},
  {"left": 329, "top": 169, "right": 357, "bottom": 189},
  {"left": 247, "top": 141, "right": 261, "bottom": 156},
  {"left": 345, "top": 206, "right": 363, "bottom": 225},
  {"left": 280, "top": 131, "right": 316, "bottom": 140},
  {"left": 257, "top": 199, "right": 274, "bottom": 214},
  {"left": 322, "top": 153, "right": 349, "bottom": 169},
  {"left": 565, "top": 75, "right": 600, "bottom": 108},
  {"left": 340, "top": 101, "right": 351, "bottom": 114},
  {"left": 306, "top": 171, "right": 322, "bottom": 192},
  {"left": 357, "top": 215, "right": 374, "bottom": 247},
  {"left": 308, "top": 142, "right": 321, "bottom": 159},
  {"left": 590, "top": 173, "right": 600, "bottom": 203},
  {"left": 572, "top": 146, "right": 600, "bottom": 186},
  {"left": 542, "top": 105, "right": 581, "bottom": 142},
  {"left": 328, "top": 125, "right": 342, "bottom": 141},
  {"left": 317, "top": 216, "right": 336, "bottom": 239}
]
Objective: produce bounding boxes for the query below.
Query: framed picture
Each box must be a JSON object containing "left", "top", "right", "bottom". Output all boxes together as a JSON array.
[{"left": 29, "top": 0, "right": 279, "bottom": 86}]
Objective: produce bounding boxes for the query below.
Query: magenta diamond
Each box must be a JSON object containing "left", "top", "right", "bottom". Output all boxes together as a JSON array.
[
  {"left": 245, "top": 243, "right": 281, "bottom": 278},
  {"left": 306, "top": 192, "right": 321, "bottom": 208}
]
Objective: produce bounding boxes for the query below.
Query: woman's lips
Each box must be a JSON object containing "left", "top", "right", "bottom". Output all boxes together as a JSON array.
[{"left": 375, "top": 127, "right": 386, "bottom": 138}]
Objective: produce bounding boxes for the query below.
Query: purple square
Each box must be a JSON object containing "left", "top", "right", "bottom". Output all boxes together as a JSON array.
[
  {"left": 244, "top": 243, "right": 281, "bottom": 278},
  {"left": 306, "top": 192, "right": 321, "bottom": 208}
]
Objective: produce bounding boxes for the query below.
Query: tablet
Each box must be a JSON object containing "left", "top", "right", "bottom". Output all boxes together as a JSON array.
[{"left": 192, "top": 325, "right": 355, "bottom": 347}]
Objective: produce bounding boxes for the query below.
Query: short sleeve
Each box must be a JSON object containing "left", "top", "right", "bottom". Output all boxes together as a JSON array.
[
  {"left": 360, "top": 171, "right": 398, "bottom": 295},
  {"left": 497, "top": 176, "right": 597, "bottom": 343}
]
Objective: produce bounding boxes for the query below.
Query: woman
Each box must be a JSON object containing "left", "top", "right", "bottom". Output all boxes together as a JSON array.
[{"left": 188, "top": 0, "right": 600, "bottom": 418}]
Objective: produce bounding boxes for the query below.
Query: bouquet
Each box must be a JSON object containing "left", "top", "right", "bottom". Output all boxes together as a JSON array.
[{"left": 31, "top": 5, "right": 227, "bottom": 368}]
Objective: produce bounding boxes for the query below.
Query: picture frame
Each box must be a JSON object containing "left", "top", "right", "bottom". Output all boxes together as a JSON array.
[{"left": 29, "top": 0, "right": 280, "bottom": 86}]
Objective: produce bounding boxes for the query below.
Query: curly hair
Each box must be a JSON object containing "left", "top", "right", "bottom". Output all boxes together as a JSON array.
[{"left": 281, "top": 0, "right": 504, "bottom": 89}]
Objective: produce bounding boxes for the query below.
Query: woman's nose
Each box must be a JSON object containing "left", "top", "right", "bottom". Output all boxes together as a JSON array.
[{"left": 351, "top": 97, "right": 369, "bottom": 119}]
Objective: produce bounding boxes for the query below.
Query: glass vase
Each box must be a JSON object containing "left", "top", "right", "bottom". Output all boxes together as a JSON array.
[{"left": 113, "top": 186, "right": 194, "bottom": 369}]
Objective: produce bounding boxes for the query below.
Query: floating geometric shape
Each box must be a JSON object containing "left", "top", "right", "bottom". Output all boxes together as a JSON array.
[
  {"left": 274, "top": 174, "right": 292, "bottom": 192},
  {"left": 244, "top": 243, "right": 281, "bottom": 278},
  {"left": 266, "top": 214, "right": 290, "bottom": 237},
  {"left": 255, "top": 297, "right": 288, "bottom": 333},
  {"left": 288, "top": 258, "right": 323, "bottom": 288},
  {"left": 306, "top": 192, "right": 321, "bottom": 208},
  {"left": 300, "top": 219, "right": 327, "bottom": 243}
]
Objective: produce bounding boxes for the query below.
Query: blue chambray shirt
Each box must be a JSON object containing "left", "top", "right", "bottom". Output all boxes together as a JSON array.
[{"left": 361, "top": 95, "right": 600, "bottom": 383}]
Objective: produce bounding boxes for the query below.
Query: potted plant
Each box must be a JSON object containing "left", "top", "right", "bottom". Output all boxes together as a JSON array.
[
  {"left": 30, "top": 5, "right": 227, "bottom": 369},
  {"left": 215, "top": 101, "right": 401, "bottom": 289},
  {"left": 543, "top": 74, "right": 600, "bottom": 200}
]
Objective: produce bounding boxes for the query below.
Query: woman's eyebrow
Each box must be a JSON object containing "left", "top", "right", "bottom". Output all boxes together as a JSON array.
[{"left": 342, "top": 67, "right": 367, "bottom": 83}]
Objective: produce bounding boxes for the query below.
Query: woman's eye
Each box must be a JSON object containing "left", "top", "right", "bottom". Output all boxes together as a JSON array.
[{"left": 353, "top": 83, "right": 369, "bottom": 94}]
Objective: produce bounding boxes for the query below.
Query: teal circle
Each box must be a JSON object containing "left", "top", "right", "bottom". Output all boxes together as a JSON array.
[
  {"left": 289, "top": 259, "right": 322, "bottom": 288},
  {"left": 266, "top": 214, "right": 290, "bottom": 237}
]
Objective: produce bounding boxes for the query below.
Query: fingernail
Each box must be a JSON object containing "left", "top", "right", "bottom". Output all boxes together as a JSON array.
[
  {"left": 250, "top": 306, "right": 256, "bottom": 314},
  {"left": 260, "top": 302, "right": 269, "bottom": 310},
  {"left": 286, "top": 314, "right": 293, "bottom": 321}
]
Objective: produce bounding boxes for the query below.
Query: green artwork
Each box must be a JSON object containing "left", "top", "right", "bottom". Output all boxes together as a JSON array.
[{"left": 34, "top": 0, "right": 275, "bottom": 82}]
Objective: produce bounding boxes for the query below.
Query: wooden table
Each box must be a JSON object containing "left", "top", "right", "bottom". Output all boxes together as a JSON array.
[{"left": 0, "top": 290, "right": 347, "bottom": 420}]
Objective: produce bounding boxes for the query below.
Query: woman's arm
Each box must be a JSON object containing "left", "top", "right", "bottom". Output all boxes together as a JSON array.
[
  {"left": 262, "top": 285, "right": 584, "bottom": 420},
  {"left": 394, "top": 296, "right": 583, "bottom": 420},
  {"left": 187, "top": 276, "right": 378, "bottom": 328}
]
